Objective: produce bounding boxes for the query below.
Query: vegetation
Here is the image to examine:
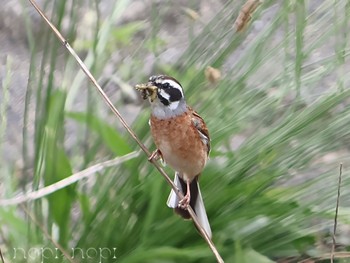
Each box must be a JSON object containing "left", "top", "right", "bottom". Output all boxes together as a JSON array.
[{"left": 1, "top": 0, "right": 350, "bottom": 262}]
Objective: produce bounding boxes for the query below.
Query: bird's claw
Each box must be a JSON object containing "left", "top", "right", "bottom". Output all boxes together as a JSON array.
[
  {"left": 179, "top": 194, "right": 190, "bottom": 209},
  {"left": 148, "top": 149, "right": 162, "bottom": 162}
]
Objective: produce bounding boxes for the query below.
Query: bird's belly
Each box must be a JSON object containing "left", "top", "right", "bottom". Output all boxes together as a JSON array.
[
  {"left": 158, "top": 141, "right": 206, "bottom": 178},
  {"left": 150, "top": 115, "right": 207, "bottom": 180}
]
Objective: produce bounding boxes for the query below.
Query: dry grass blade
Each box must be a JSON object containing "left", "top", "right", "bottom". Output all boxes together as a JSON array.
[
  {"left": 234, "top": 0, "right": 262, "bottom": 32},
  {"left": 0, "top": 151, "right": 140, "bottom": 206},
  {"left": 27, "top": 0, "right": 224, "bottom": 262},
  {"left": 331, "top": 163, "right": 343, "bottom": 263}
]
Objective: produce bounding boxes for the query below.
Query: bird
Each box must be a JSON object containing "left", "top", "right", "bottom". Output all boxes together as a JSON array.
[{"left": 135, "top": 75, "right": 212, "bottom": 238}]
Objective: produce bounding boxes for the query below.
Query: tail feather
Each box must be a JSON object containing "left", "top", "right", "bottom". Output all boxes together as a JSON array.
[
  {"left": 193, "top": 184, "right": 212, "bottom": 238},
  {"left": 167, "top": 172, "right": 212, "bottom": 238},
  {"left": 166, "top": 172, "right": 182, "bottom": 208}
]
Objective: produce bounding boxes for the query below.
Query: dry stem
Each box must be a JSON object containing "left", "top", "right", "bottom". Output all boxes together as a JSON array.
[
  {"left": 0, "top": 152, "right": 139, "bottom": 206},
  {"left": 20, "top": 204, "right": 76, "bottom": 263},
  {"left": 331, "top": 163, "right": 343, "bottom": 263}
]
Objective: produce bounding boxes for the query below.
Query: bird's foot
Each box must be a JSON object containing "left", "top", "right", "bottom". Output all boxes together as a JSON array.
[
  {"left": 148, "top": 149, "right": 162, "bottom": 162},
  {"left": 179, "top": 193, "right": 191, "bottom": 209}
]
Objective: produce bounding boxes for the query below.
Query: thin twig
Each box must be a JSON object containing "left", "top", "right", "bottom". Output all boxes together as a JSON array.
[
  {"left": 0, "top": 151, "right": 139, "bottom": 206},
  {"left": 331, "top": 163, "right": 343, "bottom": 263},
  {"left": 20, "top": 204, "right": 76, "bottom": 263},
  {"left": 0, "top": 248, "right": 5, "bottom": 263},
  {"left": 27, "top": 1, "right": 224, "bottom": 262}
]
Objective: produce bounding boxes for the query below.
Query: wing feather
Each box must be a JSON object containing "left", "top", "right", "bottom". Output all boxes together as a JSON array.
[{"left": 190, "top": 108, "right": 211, "bottom": 155}]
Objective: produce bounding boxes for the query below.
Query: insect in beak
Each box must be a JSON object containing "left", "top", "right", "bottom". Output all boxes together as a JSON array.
[{"left": 135, "top": 83, "right": 158, "bottom": 102}]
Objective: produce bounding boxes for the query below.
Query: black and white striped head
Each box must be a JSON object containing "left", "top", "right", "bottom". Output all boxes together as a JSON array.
[
  {"left": 146, "top": 75, "right": 187, "bottom": 119},
  {"left": 148, "top": 75, "right": 185, "bottom": 110}
]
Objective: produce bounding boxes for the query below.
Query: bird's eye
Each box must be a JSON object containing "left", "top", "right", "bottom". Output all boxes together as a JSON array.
[{"left": 162, "top": 83, "right": 170, "bottom": 89}]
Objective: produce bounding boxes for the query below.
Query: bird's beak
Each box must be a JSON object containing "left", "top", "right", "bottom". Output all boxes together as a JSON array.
[{"left": 135, "top": 83, "right": 158, "bottom": 102}]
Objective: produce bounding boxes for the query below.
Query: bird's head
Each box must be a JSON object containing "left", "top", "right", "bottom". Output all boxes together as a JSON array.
[{"left": 136, "top": 75, "right": 186, "bottom": 117}]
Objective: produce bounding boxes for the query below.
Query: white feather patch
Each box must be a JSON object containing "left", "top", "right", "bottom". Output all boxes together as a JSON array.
[
  {"left": 194, "top": 183, "right": 212, "bottom": 238},
  {"left": 168, "top": 101, "right": 180, "bottom": 110},
  {"left": 166, "top": 172, "right": 183, "bottom": 208},
  {"left": 158, "top": 89, "right": 170, "bottom": 100},
  {"left": 197, "top": 129, "right": 209, "bottom": 146}
]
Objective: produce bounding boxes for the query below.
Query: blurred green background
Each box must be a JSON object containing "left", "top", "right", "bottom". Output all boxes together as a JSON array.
[{"left": 1, "top": 0, "right": 350, "bottom": 262}]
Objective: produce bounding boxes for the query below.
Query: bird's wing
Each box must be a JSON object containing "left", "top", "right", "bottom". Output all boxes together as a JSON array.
[{"left": 190, "top": 108, "right": 211, "bottom": 155}]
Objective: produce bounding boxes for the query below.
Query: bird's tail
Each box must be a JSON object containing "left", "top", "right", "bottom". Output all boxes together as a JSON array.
[{"left": 167, "top": 172, "right": 212, "bottom": 238}]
